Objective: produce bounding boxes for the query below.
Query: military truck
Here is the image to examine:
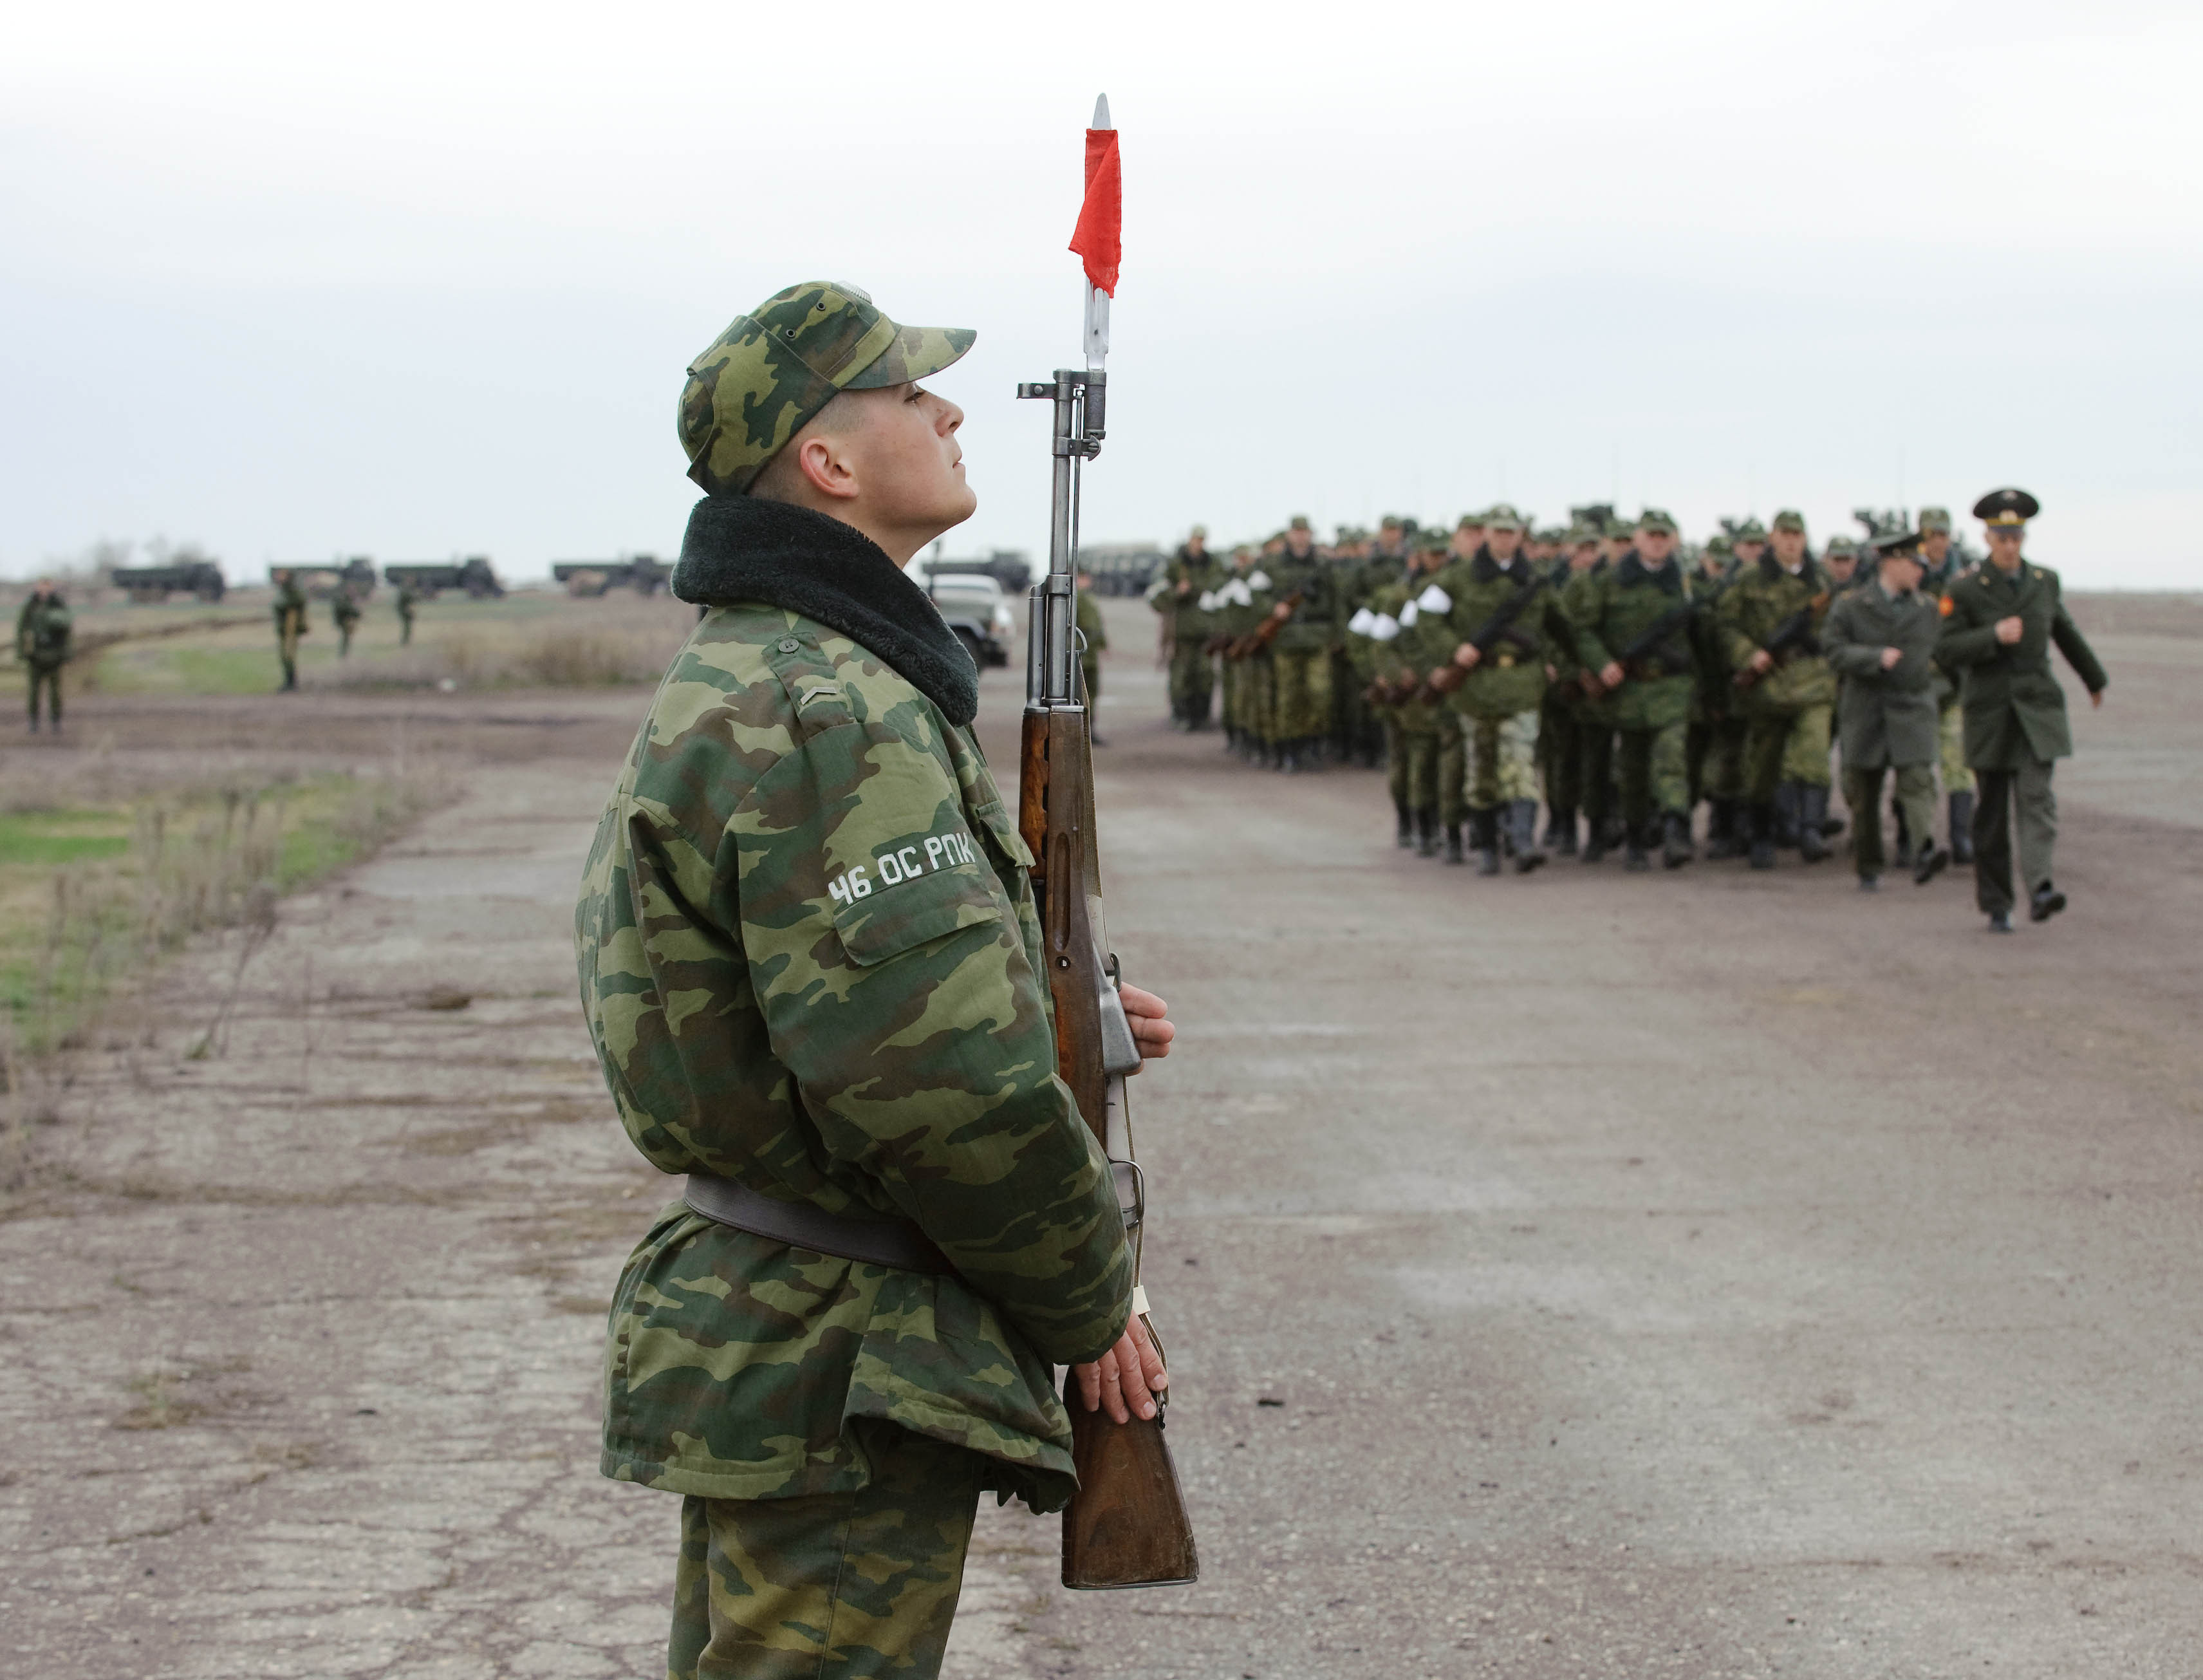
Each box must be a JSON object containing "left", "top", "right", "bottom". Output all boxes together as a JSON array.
[
  {"left": 110, "top": 559, "right": 227, "bottom": 602},
  {"left": 272, "top": 557, "right": 376, "bottom": 600},
  {"left": 1080, "top": 541, "right": 1164, "bottom": 597},
  {"left": 552, "top": 555, "right": 670, "bottom": 597},
  {"left": 382, "top": 557, "right": 504, "bottom": 599}
]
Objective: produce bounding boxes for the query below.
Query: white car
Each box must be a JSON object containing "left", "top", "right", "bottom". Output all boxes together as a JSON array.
[{"left": 911, "top": 565, "right": 1018, "bottom": 668}]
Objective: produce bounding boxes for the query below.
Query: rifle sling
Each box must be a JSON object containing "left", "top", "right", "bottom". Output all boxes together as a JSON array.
[{"left": 683, "top": 1172, "right": 954, "bottom": 1274}]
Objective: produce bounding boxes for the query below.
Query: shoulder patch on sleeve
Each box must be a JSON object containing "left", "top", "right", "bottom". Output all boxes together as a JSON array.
[{"left": 764, "top": 631, "right": 857, "bottom": 737}]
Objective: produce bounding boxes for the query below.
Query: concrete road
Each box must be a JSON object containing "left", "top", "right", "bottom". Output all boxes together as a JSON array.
[
  {"left": 959, "top": 601, "right": 2203, "bottom": 1677},
  {"left": 5, "top": 602, "right": 2200, "bottom": 1679}
]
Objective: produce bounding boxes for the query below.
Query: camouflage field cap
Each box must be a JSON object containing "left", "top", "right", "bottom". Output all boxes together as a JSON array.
[
  {"left": 1189, "top": 523, "right": 1209, "bottom": 539},
  {"left": 1418, "top": 525, "right": 1451, "bottom": 552},
  {"left": 678, "top": 282, "right": 976, "bottom": 496},
  {"left": 1706, "top": 533, "right": 1734, "bottom": 557},
  {"left": 1825, "top": 534, "right": 1859, "bottom": 558},
  {"left": 1917, "top": 505, "right": 1952, "bottom": 534},
  {"left": 1771, "top": 509, "right": 1807, "bottom": 534},
  {"left": 1289, "top": 515, "right": 1312, "bottom": 532},
  {"left": 1566, "top": 523, "right": 1600, "bottom": 546},
  {"left": 1603, "top": 515, "right": 1635, "bottom": 540},
  {"left": 1484, "top": 502, "right": 1525, "bottom": 532},
  {"left": 1637, "top": 507, "right": 1678, "bottom": 536},
  {"left": 1456, "top": 510, "right": 1487, "bottom": 531},
  {"left": 1733, "top": 517, "right": 1768, "bottom": 543}
]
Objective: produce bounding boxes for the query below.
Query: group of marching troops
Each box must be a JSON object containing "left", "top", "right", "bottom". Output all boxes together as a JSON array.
[{"left": 1148, "top": 489, "right": 2107, "bottom": 932}]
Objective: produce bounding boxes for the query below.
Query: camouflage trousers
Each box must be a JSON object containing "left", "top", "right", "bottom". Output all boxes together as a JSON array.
[
  {"left": 1742, "top": 704, "right": 1832, "bottom": 801},
  {"left": 1539, "top": 692, "right": 1579, "bottom": 811},
  {"left": 1463, "top": 711, "right": 1541, "bottom": 808},
  {"left": 1577, "top": 721, "right": 1615, "bottom": 825},
  {"left": 26, "top": 664, "right": 62, "bottom": 724},
  {"left": 1435, "top": 712, "right": 1467, "bottom": 826},
  {"left": 1270, "top": 646, "right": 1332, "bottom": 741},
  {"left": 1229, "top": 655, "right": 1274, "bottom": 742},
  {"left": 670, "top": 1426, "right": 986, "bottom": 1680},
  {"left": 1689, "top": 714, "right": 1747, "bottom": 806},
  {"left": 1845, "top": 761, "right": 1937, "bottom": 877},
  {"left": 1616, "top": 720, "right": 1691, "bottom": 823},
  {"left": 1081, "top": 653, "right": 1101, "bottom": 705},
  {"left": 1167, "top": 640, "right": 1213, "bottom": 719},
  {"left": 1938, "top": 695, "right": 1975, "bottom": 795},
  {"left": 1391, "top": 705, "right": 1443, "bottom": 810}
]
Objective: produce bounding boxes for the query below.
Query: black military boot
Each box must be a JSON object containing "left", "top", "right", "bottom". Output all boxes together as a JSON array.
[
  {"left": 1444, "top": 821, "right": 1467, "bottom": 867},
  {"left": 1892, "top": 803, "right": 1913, "bottom": 868},
  {"left": 1662, "top": 810, "right": 1695, "bottom": 869},
  {"left": 1748, "top": 805, "right": 1778, "bottom": 871},
  {"left": 1798, "top": 785, "right": 1832, "bottom": 863},
  {"left": 1415, "top": 808, "right": 1439, "bottom": 858},
  {"left": 1705, "top": 799, "right": 1740, "bottom": 859},
  {"left": 2030, "top": 881, "right": 2067, "bottom": 923},
  {"left": 1771, "top": 783, "right": 1801, "bottom": 848},
  {"left": 1395, "top": 801, "right": 1415, "bottom": 849},
  {"left": 1949, "top": 791, "right": 1976, "bottom": 864},
  {"left": 1913, "top": 842, "right": 1950, "bottom": 885},
  {"left": 1580, "top": 814, "right": 1608, "bottom": 864},
  {"left": 1511, "top": 800, "right": 1546, "bottom": 873},
  {"left": 1473, "top": 809, "right": 1501, "bottom": 875},
  {"left": 1545, "top": 807, "right": 1577, "bottom": 857}
]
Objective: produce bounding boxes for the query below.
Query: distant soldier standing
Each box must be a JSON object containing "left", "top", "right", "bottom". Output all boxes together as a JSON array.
[
  {"left": 17, "top": 578, "right": 72, "bottom": 734},
  {"left": 395, "top": 581, "right": 418, "bottom": 646},
  {"left": 1822, "top": 530, "right": 1949, "bottom": 890},
  {"left": 1917, "top": 506, "right": 1975, "bottom": 863},
  {"left": 1936, "top": 489, "right": 2108, "bottom": 932},
  {"left": 271, "top": 567, "right": 310, "bottom": 692},
  {"left": 1156, "top": 525, "right": 1223, "bottom": 729},
  {"left": 1379, "top": 528, "right": 1455, "bottom": 855},
  {"left": 1540, "top": 524, "right": 1604, "bottom": 855},
  {"left": 1075, "top": 565, "right": 1108, "bottom": 744},
  {"left": 1566, "top": 509, "right": 1699, "bottom": 870},
  {"left": 1424, "top": 504, "right": 1553, "bottom": 874},
  {"left": 1688, "top": 533, "right": 1747, "bottom": 856},
  {"left": 333, "top": 584, "right": 362, "bottom": 657},
  {"left": 1718, "top": 509, "right": 1837, "bottom": 868},
  {"left": 1263, "top": 515, "right": 1335, "bottom": 771}
]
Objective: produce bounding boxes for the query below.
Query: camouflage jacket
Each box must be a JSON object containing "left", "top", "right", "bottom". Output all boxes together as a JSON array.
[
  {"left": 575, "top": 494, "right": 1130, "bottom": 1512},
  {"left": 1421, "top": 550, "right": 1554, "bottom": 720},
  {"left": 1715, "top": 553, "right": 1837, "bottom": 711},
  {"left": 1566, "top": 552, "right": 1700, "bottom": 731},
  {"left": 1154, "top": 546, "right": 1225, "bottom": 638},
  {"left": 16, "top": 597, "right": 71, "bottom": 667},
  {"left": 1265, "top": 546, "right": 1335, "bottom": 651}
]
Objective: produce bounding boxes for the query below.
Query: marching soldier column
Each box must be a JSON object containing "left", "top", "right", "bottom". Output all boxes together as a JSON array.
[{"left": 1142, "top": 486, "right": 2106, "bottom": 928}]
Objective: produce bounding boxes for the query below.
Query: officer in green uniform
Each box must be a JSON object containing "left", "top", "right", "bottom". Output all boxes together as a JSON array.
[
  {"left": 1717, "top": 509, "right": 1837, "bottom": 868},
  {"left": 1935, "top": 488, "right": 2108, "bottom": 932},
  {"left": 1263, "top": 516, "right": 1336, "bottom": 771},
  {"left": 1822, "top": 530, "right": 1949, "bottom": 890},
  {"left": 1423, "top": 503, "right": 1553, "bottom": 874},
  {"left": 575, "top": 283, "right": 1178, "bottom": 1680},
  {"left": 1566, "top": 509, "right": 1699, "bottom": 869},
  {"left": 1539, "top": 525, "right": 1604, "bottom": 855},
  {"left": 1155, "top": 526, "right": 1223, "bottom": 729},
  {"left": 17, "top": 578, "right": 73, "bottom": 733},
  {"left": 333, "top": 584, "right": 362, "bottom": 657},
  {"left": 395, "top": 581, "right": 418, "bottom": 645},
  {"left": 1075, "top": 565, "right": 1107, "bottom": 742},
  {"left": 271, "top": 568, "right": 310, "bottom": 692},
  {"left": 1917, "top": 505, "right": 1975, "bottom": 863}
]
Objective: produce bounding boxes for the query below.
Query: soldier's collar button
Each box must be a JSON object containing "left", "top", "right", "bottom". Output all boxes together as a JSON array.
[{"left": 777, "top": 638, "right": 801, "bottom": 653}]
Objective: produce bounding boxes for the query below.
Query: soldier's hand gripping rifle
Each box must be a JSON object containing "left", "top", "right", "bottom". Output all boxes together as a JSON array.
[
  {"left": 1227, "top": 588, "right": 1305, "bottom": 660},
  {"left": 1424, "top": 579, "right": 1541, "bottom": 699},
  {"left": 1733, "top": 591, "right": 1830, "bottom": 690},
  {"left": 1015, "top": 95, "right": 1199, "bottom": 1594}
]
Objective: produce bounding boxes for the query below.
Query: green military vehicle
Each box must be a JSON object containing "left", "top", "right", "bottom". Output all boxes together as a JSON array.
[
  {"left": 1081, "top": 541, "right": 1164, "bottom": 597},
  {"left": 273, "top": 557, "right": 376, "bottom": 600},
  {"left": 111, "top": 557, "right": 227, "bottom": 602},
  {"left": 382, "top": 557, "right": 504, "bottom": 600},
  {"left": 552, "top": 555, "right": 670, "bottom": 597}
]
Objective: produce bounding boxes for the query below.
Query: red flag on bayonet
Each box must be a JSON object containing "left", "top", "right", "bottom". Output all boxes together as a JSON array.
[{"left": 1068, "top": 127, "right": 1121, "bottom": 297}]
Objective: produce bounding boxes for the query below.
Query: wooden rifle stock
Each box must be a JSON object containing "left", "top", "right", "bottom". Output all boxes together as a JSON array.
[{"left": 1018, "top": 705, "right": 1200, "bottom": 1591}]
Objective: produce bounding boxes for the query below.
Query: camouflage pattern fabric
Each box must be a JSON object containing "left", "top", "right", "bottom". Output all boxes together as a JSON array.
[
  {"left": 15, "top": 595, "right": 71, "bottom": 670},
  {"left": 1424, "top": 551, "right": 1554, "bottom": 721},
  {"left": 1272, "top": 645, "right": 1332, "bottom": 738},
  {"left": 272, "top": 580, "right": 310, "bottom": 660},
  {"left": 1563, "top": 553, "right": 1697, "bottom": 733},
  {"left": 1616, "top": 720, "right": 1691, "bottom": 821},
  {"left": 1743, "top": 704, "right": 1834, "bottom": 798},
  {"left": 1264, "top": 545, "right": 1337, "bottom": 653},
  {"left": 679, "top": 283, "right": 976, "bottom": 496},
  {"left": 576, "top": 599, "right": 1130, "bottom": 1515},
  {"left": 1938, "top": 698, "right": 1975, "bottom": 795},
  {"left": 1715, "top": 554, "right": 1837, "bottom": 715},
  {"left": 671, "top": 1421, "right": 985, "bottom": 1680},
  {"left": 1467, "top": 713, "right": 1541, "bottom": 808},
  {"left": 1075, "top": 584, "right": 1105, "bottom": 702}
]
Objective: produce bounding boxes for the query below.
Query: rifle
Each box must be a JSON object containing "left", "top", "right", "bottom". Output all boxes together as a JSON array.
[
  {"left": 1733, "top": 591, "right": 1830, "bottom": 689},
  {"left": 1228, "top": 588, "right": 1305, "bottom": 660},
  {"left": 1425, "top": 577, "right": 1540, "bottom": 696},
  {"left": 1612, "top": 599, "right": 1696, "bottom": 678},
  {"left": 1014, "top": 93, "right": 1199, "bottom": 1594}
]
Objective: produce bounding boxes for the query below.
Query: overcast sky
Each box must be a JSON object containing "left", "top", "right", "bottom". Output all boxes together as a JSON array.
[{"left": 4, "top": 0, "right": 2198, "bottom": 586}]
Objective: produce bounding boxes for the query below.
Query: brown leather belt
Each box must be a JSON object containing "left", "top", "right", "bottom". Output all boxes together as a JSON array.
[{"left": 682, "top": 1173, "right": 953, "bottom": 1274}]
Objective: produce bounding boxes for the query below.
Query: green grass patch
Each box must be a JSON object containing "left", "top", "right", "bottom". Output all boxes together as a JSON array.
[{"left": 0, "top": 813, "right": 132, "bottom": 867}]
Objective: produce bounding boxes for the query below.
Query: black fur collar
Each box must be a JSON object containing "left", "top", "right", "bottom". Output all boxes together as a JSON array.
[
  {"left": 1470, "top": 546, "right": 1532, "bottom": 586},
  {"left": 1617, "top": 550, "right": 1683, "bottom": 593},
  {"left": 672, "top": 496, "right": 978, "bottom": 726}
]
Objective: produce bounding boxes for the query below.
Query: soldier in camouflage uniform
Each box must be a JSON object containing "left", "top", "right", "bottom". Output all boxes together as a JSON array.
[
  {"left": 17, "top": 578, "right": 72, "bottom": 733},
  {"left": 270, "top": 568, "right": 310, "bottom": 692},
  {"left": 1263, "top": 516, "right": 1336, "bottom": 772},
  {"left": 1917, "top": 506, "right": 1976, "bottom": 863},
  {"left": 1422, "top": 504, "right": 1554, "bottom": 874},
  {"left": 1155, "top": 526, "right": 1223, "bottom": 729},
  {"left": 333, "top": 584, "right": 362, "bottom": 657},
  {"left": 395, "top": 581, "right": 418, "bottom": 645},
  {"left": 1329, "top": 528, "right": 1385, "bottom": 765},
  {"left": 575, "top": 282, "right": 1176, "bottom": 1680},
  {"left": 1539, "top": 525, "right": 1603, "bottom": 855},
  {"left": 1566, "top": 510, "right": 1699, "bottom": 869},
  {"left": 1218, "top": 545, "right": 1272, "bottom": 761},
  {"left": 1716, "top": 509, "right": 1837, "bottom": 869},
  {"left": 1371, "top": 528, "right": 1453, "bottom": 854},
  {"left": 1074, "top": 565, "right": 1107, "bottom": 743},
  {"left": 1686, "top": 533, "right": 1747, "bottom": 855}
]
